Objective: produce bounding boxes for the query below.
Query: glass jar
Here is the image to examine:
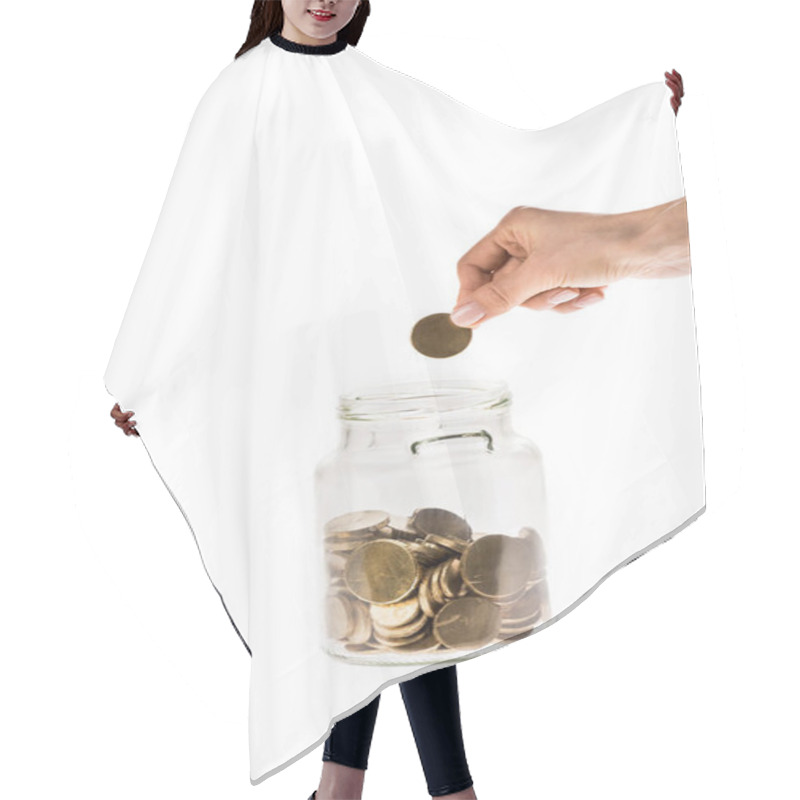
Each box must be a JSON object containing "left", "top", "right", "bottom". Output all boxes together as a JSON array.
[{"left": 314, "top": 379, "right": 551, "bottom": 666}]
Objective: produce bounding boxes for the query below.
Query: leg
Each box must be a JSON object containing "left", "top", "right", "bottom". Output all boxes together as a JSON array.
[
  {"left": 400, "top": 665, "right": 476, "bottom": 798},
  {"left": 317, "top": 694, "right": 381, "bottom": 800}
]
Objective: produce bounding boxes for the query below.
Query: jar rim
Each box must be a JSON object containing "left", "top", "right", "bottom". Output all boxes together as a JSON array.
[{"left": 338, "top": 379, "right": 511, "bottom": 421}]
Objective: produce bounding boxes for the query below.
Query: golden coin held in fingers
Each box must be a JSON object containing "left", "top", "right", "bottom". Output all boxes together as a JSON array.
[{"left": 411, "top": 313, "right": 472, "bottom": 358}]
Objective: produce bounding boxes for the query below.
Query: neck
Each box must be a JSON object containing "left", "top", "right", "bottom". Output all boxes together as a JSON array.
[{"left": 281, "top": 19, "right": 338, "bottom": 47}]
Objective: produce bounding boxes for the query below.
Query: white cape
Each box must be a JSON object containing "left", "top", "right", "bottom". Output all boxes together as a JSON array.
[{"left": 103, "top": 32, "right": 705, "bottom": 784}]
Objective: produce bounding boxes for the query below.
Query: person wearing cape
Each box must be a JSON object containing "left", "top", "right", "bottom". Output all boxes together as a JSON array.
[{"left": 104, "top": 0, "right": 702, "bottom": 793}]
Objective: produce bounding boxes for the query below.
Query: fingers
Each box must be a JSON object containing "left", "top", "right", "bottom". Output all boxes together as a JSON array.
[
  {"left": 117, "top": 418, "right": 138, "bottom": 435},
  {"left": 452, "top": 257, "right": 560, "bottom": 327},
  {"left": 519, "top": 287, "right": 581, "bottom": 310},
  {"left": 452, "top": 218, "right": 562, "bottom": 326},
  {"left": 665, "top": 70, "right": 682, "bottom": 116},
  {"left": 452, "top": 270, "right": 606, "bottom": 324},
  {"left": 664, "top": 69, "right": 684, "bottom": 98},
  {"left": 664, "top": 70, "right": 681, "bottom": 86},
  {"left": 453, "top": 225, "right": 519, "bottom": 308},
  {"left": 520, "top": 286, "right": 607, "bottom": 313},
  {"left": 110, "top": 402, "right": 131, "bottom": 420},
  {"left": 552, "top": 287, "right": 606, "bottom": 312},
  {"left": 451, "top": 206, "right": 612, "bottom": 326},
  {"left": 110, "top": 402, "right": 139, "bottom": 436}
]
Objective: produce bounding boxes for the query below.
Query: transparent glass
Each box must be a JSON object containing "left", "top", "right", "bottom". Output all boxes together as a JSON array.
[{"left": 314, "top": 379, "right": 551, "bottom": 665}]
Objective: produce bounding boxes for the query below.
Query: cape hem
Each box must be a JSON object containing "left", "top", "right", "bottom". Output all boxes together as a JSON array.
[
  {"left": 248, "top": 502, "right": 707, "bottom": 786},
  {"left": 135, "top": 426, "right": 252, "bottom": 657}
]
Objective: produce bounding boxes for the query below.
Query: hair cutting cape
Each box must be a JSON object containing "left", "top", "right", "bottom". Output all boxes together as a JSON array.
[{"left": 103, "top": 31, "right": 705, "bottom": 785}]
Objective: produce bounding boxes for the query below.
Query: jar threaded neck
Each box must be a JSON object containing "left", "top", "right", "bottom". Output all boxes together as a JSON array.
[{"left": 338, "top": 380, "right": 511, "bottom": 422}]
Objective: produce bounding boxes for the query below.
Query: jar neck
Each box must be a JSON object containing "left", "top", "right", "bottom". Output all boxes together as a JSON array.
[
  {"left": 338, "top": 381, "right": 514, "bottom": 452},
  {"left": 338, "top": 380, "right": 511, "bottom": 422},
  {"left": 341, "top": 406, "right": 515, "bottom": 453}
]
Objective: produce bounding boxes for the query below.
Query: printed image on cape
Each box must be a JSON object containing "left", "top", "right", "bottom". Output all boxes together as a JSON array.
[{"left": 103, "top": 31, "right": 705, "bottom": 784}]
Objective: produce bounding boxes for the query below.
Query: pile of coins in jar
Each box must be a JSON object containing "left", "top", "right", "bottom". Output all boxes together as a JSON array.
[{"left": 323, "top": 507, "right": 550, "bottom": 655}]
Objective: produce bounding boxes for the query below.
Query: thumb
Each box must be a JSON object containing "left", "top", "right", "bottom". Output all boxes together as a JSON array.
[{"left": 450, "top": 257, "right": 560, "bottom": 327}]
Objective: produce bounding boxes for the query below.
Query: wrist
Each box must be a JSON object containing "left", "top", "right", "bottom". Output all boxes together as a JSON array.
[{"left": 606, "top": 198, "right": 690, "bottom": 279}]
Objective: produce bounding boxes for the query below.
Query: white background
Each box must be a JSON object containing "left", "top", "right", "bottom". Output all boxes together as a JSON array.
[{"left": 1, "top": 1, "right": 796, "bottom": 798}]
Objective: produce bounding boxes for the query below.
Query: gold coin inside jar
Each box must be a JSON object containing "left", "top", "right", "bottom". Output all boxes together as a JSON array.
[
  {"left": 370, "top": 594, "right": 422, "bottom": 628},
  {"left": 344, "top": 539, "right": 420, "bottom": 604},
  {"left": 325, "top": 510, "right": 389, "bottom": 535},
  {"left": 433, "top": 596, "right": 501, "bottom": 649},
  {"left": 410, "top": 507, "right": 472, "bottom": 541},
  {"left": 326, "top": 593, "right": 354, "bottom": 640},
  {"left": 461, "top": 534, "right": 534, "bottom": 599}
]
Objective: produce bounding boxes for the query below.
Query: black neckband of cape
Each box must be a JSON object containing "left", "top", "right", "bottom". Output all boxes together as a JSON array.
[{"left": 268, "top": 30, "right": 349, "bottom": 55}]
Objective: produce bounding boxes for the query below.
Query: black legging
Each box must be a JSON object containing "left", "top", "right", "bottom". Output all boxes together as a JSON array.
[{"left": 323, "top": 664, "right": 474, "bottom": 797}]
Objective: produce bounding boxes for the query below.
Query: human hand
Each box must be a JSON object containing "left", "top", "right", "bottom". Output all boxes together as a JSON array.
[
  {"left": 665, "top": 69, "right": 684, "bottom": 115},
  {"left": 110, "top": 402, "right": 139, "bottom": 437},
  {"left": 450, "top": 198, "right": 690, "bottom": 328}
]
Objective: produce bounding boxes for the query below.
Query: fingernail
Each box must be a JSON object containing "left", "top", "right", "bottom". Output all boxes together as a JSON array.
[
  {"left": 548, "top": 289, "right": 580, "bottom": 305},
  {"left": 450, "top": 301, "right": 487, "bottom": 327},
  {"left": 574, "top": 293, "right": 603, "bottom": 308}
]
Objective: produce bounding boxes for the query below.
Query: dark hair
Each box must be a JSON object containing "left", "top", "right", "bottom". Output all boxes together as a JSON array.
[{"left": 235, "top": 1, "right": 371, "bottom": 59}]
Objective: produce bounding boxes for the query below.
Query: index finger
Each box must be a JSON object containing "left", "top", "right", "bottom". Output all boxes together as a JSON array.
[{"left": 455, "top": 228, "right": 515, "bottom": 304}]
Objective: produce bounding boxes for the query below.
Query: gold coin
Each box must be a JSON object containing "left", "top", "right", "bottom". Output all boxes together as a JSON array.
[
  {"left": 392, "top": 630, "right": 441, "bottom": 652},
  {"left": 435, "top": 561, "right": 450, "bottom": 595},
  {"left": 518, "top": 526, "right": 547, "bottom": 577},
  {"left": 411, "top": 312, "right": 472, "bottom": 358},
  {"left": 424, "top": 532, "right": 469, "bottom": 555},
  {"left": 493, "top": 583, "right": 528, "bottom": 606},
  {"left": 406, "top": 539, "right": 441, "bottom": 567},
  {"left": 500, "top": 607, "right": 544, "bottom": 630},
  {"left": 499, "top": 603, "right": 544, "bottom": 633},
  {"left": 325, "top": 510, "right": 390, "bottom": 535},
  {"left": 436, "top": 559, "right": 459, "bottom": 600},
  {"left": 501, "top": 578, "right": 546, "bottom": 620},
  {"left": 344, "top": 539, "right": 420, "bottom": 605},
  {"left": 325, "top": 530, "right": 376, "bottom": 543},
  {"left": 326, "top": 553, "right": 348, "bottom": 573},
  {"left": 386, "top": 514, "right": 422, "bottom": 539},
  {"left": 373, "top": 626, "right": 429, "bottom": 648},
  {"left": 461, "top": 534, "right": 534, "bottom": 600},
  {"left": 499, "top": 620, "right": 540, "bottom": 638},
  {"left": 420, "top": 540, "right": 453, "bottom": 563},
  {"left": 326, "top": 593, "right": 354, "bottom": 640},
  {"left": 345, "top": 641, "right": 379, "bottom": 652},
  {"left": 326, "top": 540, "right": 369, "bottom": 553},
  {"left": 442, "top": 557, "right": 464, "bottom": 598},
  {"left": 370, "top": 595, "right": 421, "bottom": 628},
  {"left": 349, "top": 601, "right": 373, "bottom": 645},
  {"left": 410, "top": 507, "right": 472, "bottom": 541},
  {"left": 418, "top": 569, "right": 438, "bottom": 618},
  {"left": 433, "top": 596, "right": 502, "bottom": 649},
  {"left": 373, "top": 611, "right": 428, "bottom": 641}
]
